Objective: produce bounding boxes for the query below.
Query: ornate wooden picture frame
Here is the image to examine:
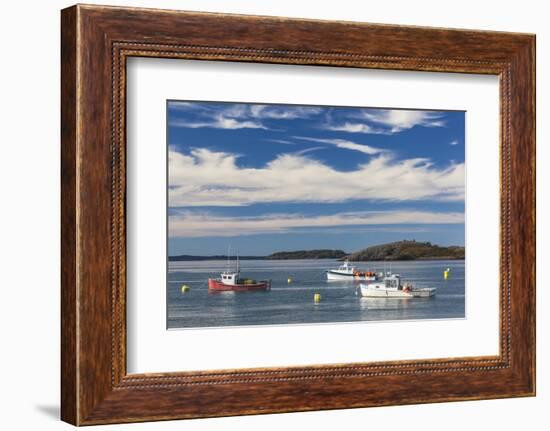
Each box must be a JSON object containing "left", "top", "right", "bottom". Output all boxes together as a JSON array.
[{"left": 61, "top": 4, "right": 535, "bottom": 425}]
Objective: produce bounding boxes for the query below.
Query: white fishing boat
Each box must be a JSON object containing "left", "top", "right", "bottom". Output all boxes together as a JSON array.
[
  {"left": 326, "top": 260, "right": 377, "bottom": 281},
  {"left": 359, "top": 273, "right": 436, "bottom": 298}
]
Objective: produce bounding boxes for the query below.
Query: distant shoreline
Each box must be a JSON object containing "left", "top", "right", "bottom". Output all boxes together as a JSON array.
[
  {"left": 169, "top": 241, "right": 465, "bottom": 262},
  {"left": 168, "top": 256, "right": 465, "bottom": 262},
  {"left": 169, "top": 249, "right": 347, "bottom": 261}
]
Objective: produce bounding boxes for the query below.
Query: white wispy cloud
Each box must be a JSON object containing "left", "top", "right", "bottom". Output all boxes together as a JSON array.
[
  {"left": 293, "top": 136, "right": 386, "bottom": 155},
  {"left": 168, "top": 102, "right": 322, "bottom": 130},
  {"left": 325, "top": 122, "right": 388, "bottom": 134},
  {"left": 264, "top": 138, "right": 296, "bottom": 145},
  {"left": 293, "top": 146, "right": 326, "bottom": 156},
  {"left": 169, "top": 103, "right": 449, "bottom": 136},
  {"left": 321, "top": 109, "right": 446, "bottom": 135},
  {"left": 450, "top": 140, "right": 459, "bottom": 146},
  {"left": 360, "top": 109, "right": 446, "bottom": 133},
  {"left": 168, "top": 148, "right": 464, "bottom": 207},
  {"left": 169, "top": 101, "right": 194, "bottom": 109},
  {"left": 170, "top": 115, "right": 267, "bottom": 130},
  {"left": 169, "top": 210, "right": 464, "bottom": 238},
  {"left": 249, "top": 105, "right": 322, "bottom": 119}
]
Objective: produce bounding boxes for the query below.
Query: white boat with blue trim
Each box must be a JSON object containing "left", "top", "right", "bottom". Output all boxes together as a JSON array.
[{"left": 326, "top": 259, "right": 377, "bottom": 281}]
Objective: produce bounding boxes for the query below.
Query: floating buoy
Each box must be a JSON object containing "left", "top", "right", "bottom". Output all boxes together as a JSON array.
[
  {"left": 181, "top": 284, "right": 190, "bottom": 293},
  {"left": 287, "top": 277, "right": 293, "bottom": 283},
  {"left": 443, "top": 268, "right": 451, "bottom": 280},
  {"left": 314, "top": 293, "right": 321, "bottom": 303}
]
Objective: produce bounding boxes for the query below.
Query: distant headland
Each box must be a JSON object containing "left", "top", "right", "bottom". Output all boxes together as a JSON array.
[
  {"left": 345, "top": 240, "right": 464, "bottom": 261},
  {"left": 169, "top": 241, "right": 464, "bottom": 261}
]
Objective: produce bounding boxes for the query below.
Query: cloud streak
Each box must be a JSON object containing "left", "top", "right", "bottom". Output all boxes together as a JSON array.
[
  {"left": 168, "top": 148, "right": 464, "bottom": 207},
  {"left": 249, "top": 105, "right": 322, "bottom": 119},
  {"left": 168, "top": 102, "right": 323, "bottom": 130},
  {"left": 169, "top": 210, "right": 464, "bottom": 237},
  {"left": 293, "top": 136, "right": 386, "bottom": 155},
  {"left": 170, "top": 116, "right": 267, "bottom": 130},
  {"left": 324, "top": 109, "right": 447, "bottom": 135},
  {"left": 360, "top": 109, "right": 446, "bottom": 132},
  {"left": 169, "top": 102, "right": 452, "bottom": 136},
  {"left": 325, "top": 122, "right": 388, "bottom": 134}
]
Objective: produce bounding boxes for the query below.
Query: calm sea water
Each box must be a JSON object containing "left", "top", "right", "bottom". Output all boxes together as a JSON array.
[{"left": 167, "top": 259, "right": 465, "bottom": 329}]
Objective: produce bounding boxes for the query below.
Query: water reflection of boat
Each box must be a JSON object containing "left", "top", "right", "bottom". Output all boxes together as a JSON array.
[
  {"left": 357, "top": 296, "right": 414, "bottom": 312},
  {"left": 326, "top": 260, "right": 377, "bottom": 281},
  {"left": 359, "top": 273, "right": 435, "bottom": 298}
]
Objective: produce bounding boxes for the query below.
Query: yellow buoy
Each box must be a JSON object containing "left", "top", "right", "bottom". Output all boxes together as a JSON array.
[
  {"left": 443, "top": 268, "right": 450, "bottom": 280},
  {"left": 314, "top": 293, "right": 321, "bottom": 303},
  {"left": 181, "top": 284, "right": 190, "bottom": 293},
  {"left": 287, "top": 277, "right": 293, "bottom": 283}
]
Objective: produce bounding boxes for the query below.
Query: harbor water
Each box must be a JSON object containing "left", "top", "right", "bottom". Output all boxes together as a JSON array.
[{"left": 167, "top": 259, "right": 465, "bottom": 329}]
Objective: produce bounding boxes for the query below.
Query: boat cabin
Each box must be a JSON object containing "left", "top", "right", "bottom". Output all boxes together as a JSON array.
[
  {"left": 383, "top": 274, "right": 402, "bottom": 290},
  {"left": 220, "top": 271, "right": 239, "bottom": 285},
  {"left": 338, "top": 260, "right": 355, "bottom": 273}
]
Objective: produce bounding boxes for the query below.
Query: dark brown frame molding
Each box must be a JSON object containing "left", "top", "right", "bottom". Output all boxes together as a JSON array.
[{"left": 61, "top": 4, "right": 535, "bottom": 425}]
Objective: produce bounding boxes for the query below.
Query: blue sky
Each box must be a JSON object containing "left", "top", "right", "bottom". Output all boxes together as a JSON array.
[{"left": 167, "top": 100, "right": 465, "bottom": 256}]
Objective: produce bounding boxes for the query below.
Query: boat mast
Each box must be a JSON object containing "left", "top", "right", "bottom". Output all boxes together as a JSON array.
[{"left": 226, "top": 245, "right": 231, "bottom": 272}]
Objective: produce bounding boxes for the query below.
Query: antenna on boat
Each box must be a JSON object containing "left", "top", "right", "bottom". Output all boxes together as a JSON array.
[
  {"left": 236, "top": 251, "right": 240, "bottom": 273},
  {"left": 226, "top": 244, "right": 231, "bottom": 272}
]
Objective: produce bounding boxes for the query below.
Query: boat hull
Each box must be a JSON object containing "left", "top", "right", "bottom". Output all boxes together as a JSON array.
[
  {"left": 359, "top": 284, "right": 436, "bottom": 298},
  {"left": 208, "top": 278, "right": 271, "bottom": 292}
]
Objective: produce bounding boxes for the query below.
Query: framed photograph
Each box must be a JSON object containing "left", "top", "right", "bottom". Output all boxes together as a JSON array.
[
  {"left": 61, "top": 4, "right": 535, "bottom": 425},
  {"left": 165, "top": 100, "right": 465, "bottom": 330}
]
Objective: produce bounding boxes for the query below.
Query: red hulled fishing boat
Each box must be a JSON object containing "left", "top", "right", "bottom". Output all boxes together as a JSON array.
[{"left": 208, "top": 251, "right": 271, "bottom": 292}]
